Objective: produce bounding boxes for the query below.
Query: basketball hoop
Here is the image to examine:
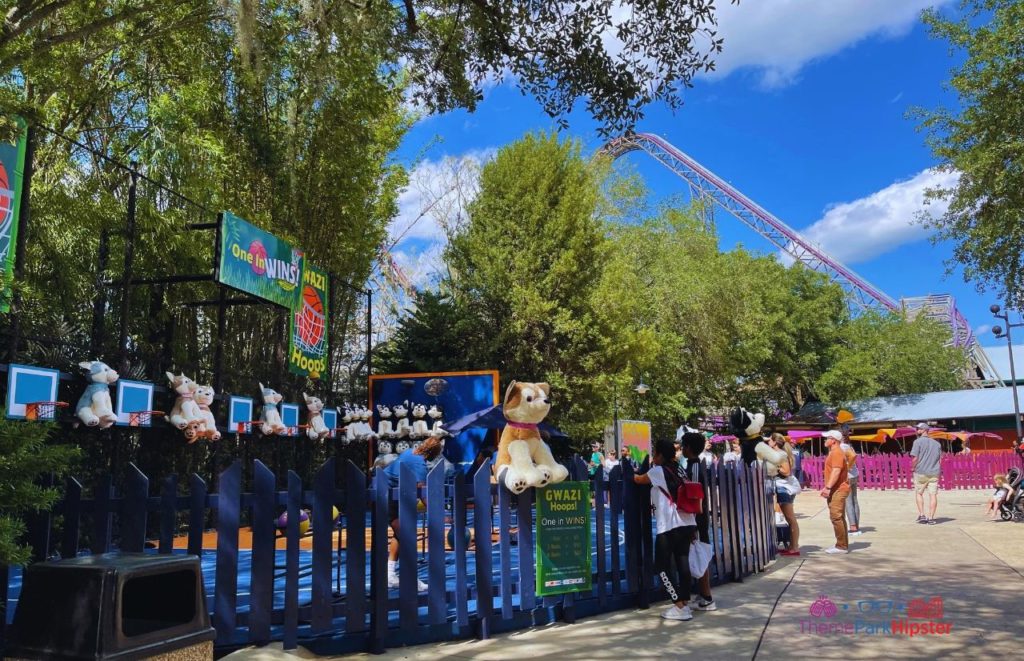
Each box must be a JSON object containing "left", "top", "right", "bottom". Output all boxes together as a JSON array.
[
  {"left": 128, "top": 410, "right": 165, "bottom": 427},
  {"left": 26, "top": 401, "right": 68, "bottom": 421}
]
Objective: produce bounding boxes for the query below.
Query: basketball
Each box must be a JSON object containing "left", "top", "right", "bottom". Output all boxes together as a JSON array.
[
  {"left": 297, "top": 285, "right": 325, "bottom": 349},
  {"left": 0, "top": 163, "right": 12, "bottom": 227},
  {"left": 248, "top": 240, "right": 267, "bottom": 275}
]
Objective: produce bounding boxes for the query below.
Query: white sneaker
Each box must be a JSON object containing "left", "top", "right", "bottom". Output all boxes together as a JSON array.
[
  {"left": 387, "top": 573, "right": 400, "bottom": 588},
  {"left": 824, "top": 546, "right": 849, "bottom": 554},
  {"left": 662, "top": 605, "right": 693, "bottom": 621},
  {"left": 695, "top": 598, "right": 717, "bottom": 611},
  {"left": 417, "top": 579, "right": 429, "bottom": 592},
  {"left": 848, "top": 530, "right": 863, "bottom": 536}
]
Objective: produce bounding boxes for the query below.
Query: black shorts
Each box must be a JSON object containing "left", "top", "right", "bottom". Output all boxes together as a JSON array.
[
  {"left": 695, "top": 512, "right": 710, "bottom": 544},
  {"left": 387, "top": 500, "right": 399, "bottom": 523}
]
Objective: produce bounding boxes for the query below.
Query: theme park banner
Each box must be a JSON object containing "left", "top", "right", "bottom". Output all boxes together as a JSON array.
[
  {"left": 288, "top": 262, "right": 329, "bottom": 378},
  {"left": 0, "top": 118, "right": 27, "bottom": 313},
  {"left": 216, "top": 211, "right": 302, "bottom": 309},
  {"left": 618, "top": 419, "right": 652, "bottom": 464},
  {"left": 536, "top": 481, "right": 592, "bottom": 596}
]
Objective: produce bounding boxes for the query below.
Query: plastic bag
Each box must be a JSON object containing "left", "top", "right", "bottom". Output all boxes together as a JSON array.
[{"left": 689, "top": 540, "right": 713, "bottom": 577}]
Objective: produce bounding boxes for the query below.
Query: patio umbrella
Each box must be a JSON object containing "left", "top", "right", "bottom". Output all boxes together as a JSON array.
[
  {"left": 709, "top": 434, "right": 737, "bottom": 444},
  {"left": 785, "top": 430, "right": 824, "bottom": 443},
  {"left": 442, "top": 404, "right": 568, "bottom": 439}
]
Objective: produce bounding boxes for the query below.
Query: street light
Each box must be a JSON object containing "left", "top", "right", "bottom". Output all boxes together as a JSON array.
[
  {"left": 612, "top": 377, "right": 651, "bottom": 454},
  {"left": 991, "top": 303, "right": 1023, "bottom": 446}
]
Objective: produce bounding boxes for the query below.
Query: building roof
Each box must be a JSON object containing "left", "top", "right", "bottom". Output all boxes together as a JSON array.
[
  {"left": 826, "top": 386, "right": 1022, "bottom": 424},
  {"left": 982, "top": 344, "right": 1024, "bottom": 383}
]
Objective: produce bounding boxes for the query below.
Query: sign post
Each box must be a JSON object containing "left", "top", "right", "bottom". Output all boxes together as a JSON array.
[{"left": 536, "top": 481, "right": 591, "bottom": 596}]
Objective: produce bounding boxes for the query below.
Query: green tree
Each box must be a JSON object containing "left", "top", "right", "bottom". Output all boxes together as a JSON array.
[
  {"left": 0, "top": 416, "right": 79, "bottom": 565},
  {"left": 915, "top": 0, "right": 1024, "bottom": 306},
  {"left": 816, "top": 312, "right": 968, "bottom": 403},
  {"left": 445, "top": 132, "right": 612, "bottom": 438}
]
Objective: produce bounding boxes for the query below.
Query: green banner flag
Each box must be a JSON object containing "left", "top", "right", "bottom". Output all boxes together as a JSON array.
[
  {"left": 216, "top": 211, "right": 303, "bottom": 309},
  {"left": 536, "top": 481, "right": 592, "bottom": 596},
  {"left": 0, "top": 118, "right": 27, "bottom": 313},
  {"left": 288, "top": 262, "right": 329, "bottom": 378}
]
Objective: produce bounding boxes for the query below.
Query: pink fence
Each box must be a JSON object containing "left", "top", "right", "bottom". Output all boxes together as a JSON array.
[{"left": 800, "top": 451, "right": 1022, "bottom": 490}]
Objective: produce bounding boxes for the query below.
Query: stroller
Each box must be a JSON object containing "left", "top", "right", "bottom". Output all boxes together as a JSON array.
[{"left": 998, "top": 466, "right": 1024, "bottom": 522}]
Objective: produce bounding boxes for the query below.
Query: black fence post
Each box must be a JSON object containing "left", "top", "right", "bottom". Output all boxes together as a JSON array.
[{"left": 117, "top": 167, "right": 138, "bottom": 374}]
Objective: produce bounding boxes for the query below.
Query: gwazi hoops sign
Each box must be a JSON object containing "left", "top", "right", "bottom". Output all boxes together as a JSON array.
[{"left": 216, "top": 211, "right": 330, "bottom": 378}]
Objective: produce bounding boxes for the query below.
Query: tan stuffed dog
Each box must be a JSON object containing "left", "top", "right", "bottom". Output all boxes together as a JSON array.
[{"left": 495, "top": 381, "right": 569, "bottom": 494}]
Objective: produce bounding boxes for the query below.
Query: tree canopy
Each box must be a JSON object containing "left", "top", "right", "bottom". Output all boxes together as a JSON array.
[
  {"left": 916, "top": 0, "right": 1024, "bottom": 307},
  {"left": 379, "top": 133, "right": 969, "bottom": 442}
]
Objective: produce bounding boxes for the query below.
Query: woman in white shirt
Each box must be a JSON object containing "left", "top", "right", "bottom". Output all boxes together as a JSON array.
[
  {"left": 602, "top": 449, "right": 620, "bottom": 478},
  {"left": 633, "top": 439, "right": 697, "bottom": 621}
]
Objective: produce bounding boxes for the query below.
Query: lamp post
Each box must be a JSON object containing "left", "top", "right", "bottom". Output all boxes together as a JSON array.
[
  {"left": 612, "top": 377, "right": 650, "bottom": 455},
  {"left": 991, "top": 304, "right": 1023, "bottom": 446}
]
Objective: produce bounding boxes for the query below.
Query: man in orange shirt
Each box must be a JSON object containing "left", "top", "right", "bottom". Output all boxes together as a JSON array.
[{"left": 819, "top": 430, "right": 851, "bottom": 554}]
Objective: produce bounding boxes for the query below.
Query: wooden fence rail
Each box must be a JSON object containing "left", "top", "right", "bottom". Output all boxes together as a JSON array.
[{"left": 1, "top": 457, "right": 778, "bottom": 655}]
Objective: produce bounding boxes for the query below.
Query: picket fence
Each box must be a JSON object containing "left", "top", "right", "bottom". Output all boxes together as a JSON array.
[
  {"left": 0, "top": 457, "right": 778, "bottom": 656},
  {"left": 800, "top": 451, "right": 1021, "bottom": 490}
]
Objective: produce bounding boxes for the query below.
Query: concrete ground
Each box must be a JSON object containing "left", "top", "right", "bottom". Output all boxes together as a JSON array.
[{"left": 227, "top": 488, "right": 1023, "bottom": 660}]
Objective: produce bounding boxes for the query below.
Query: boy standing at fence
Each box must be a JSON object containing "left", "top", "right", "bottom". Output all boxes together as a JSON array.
[
  {"left": 633, "top": 439, "right": 697, "bottom": 621},
  {"left": 681, "top": 432, "right": 717, "bottom": 611},
  {"left": 819, "top": 431, "right": 851, "bottom": 554},
  {"left": 384, "top": 436, "right": 444, "bottom": 590}
]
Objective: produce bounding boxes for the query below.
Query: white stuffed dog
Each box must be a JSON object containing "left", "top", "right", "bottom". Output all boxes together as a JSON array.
[
  {"left": 303, "top": 392, "right": 331, "bottom": 440},
  {"left": 76, "top": 361, "right": 119, "bottom": 428},
  {"left": 755, "top": 441, "right": 788, "bottom": 477},
  {"left": 410, "top": 402, "right": 429, "bottom": 438},
  {"left": 258, "top": 383, "right": 287, "bottom": 436},
  {"left": 194, "top": 385, "right": 221, "bottom": 441},
  {"left": 167, "top": 372, "right": 204, "bottom": 441}
]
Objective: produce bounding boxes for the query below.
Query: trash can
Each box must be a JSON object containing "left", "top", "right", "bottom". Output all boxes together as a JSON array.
[{"left": 7, "top": 553, "right": 215, "bottom": 660}]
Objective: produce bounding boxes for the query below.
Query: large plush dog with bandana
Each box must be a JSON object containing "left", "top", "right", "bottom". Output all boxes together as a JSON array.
[{"left": 495, "top": 381, "right": 568, "bottom": 494}]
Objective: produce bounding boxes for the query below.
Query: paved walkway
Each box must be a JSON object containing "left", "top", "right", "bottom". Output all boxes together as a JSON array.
[{"left": 228, "top": 489, "right": 1023, "bottom": 660}]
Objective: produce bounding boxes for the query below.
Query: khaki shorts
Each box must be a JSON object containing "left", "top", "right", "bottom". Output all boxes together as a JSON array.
[{"left": 914, "top": 473, "right": 939, "bottom": 495}]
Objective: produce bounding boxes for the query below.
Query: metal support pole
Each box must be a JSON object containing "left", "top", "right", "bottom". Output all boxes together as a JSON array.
[
  {"left": 613, "top": 383, "right": 620, "bottom": 455},
  {"left": 117, "top": 168, "right": 138, "bottom": 374},
  {"left": 90, "top": 229, "right": 110, "bottom": 356},
  {"left": 7, "top": 123, "right": 34, "bottom": 362},
  {"left": 365, "top": 290, "right": 372, "bottom": 382},
  {"left": 213, "top": 287, "right": 227, "bottom": 394},
  {"left": 1003, "top": 321, "right": 1022, "bottom": 444}
]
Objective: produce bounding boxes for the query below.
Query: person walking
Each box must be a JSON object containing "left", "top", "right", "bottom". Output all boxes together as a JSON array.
[
  {"left": 769, "top": 433, "right": 801, "bottom": 556},
  {"left": 820, "top": 430, "right": 851, "bottom": 554},
  {"left": 681, "top": 432, "right": 717, "bottom": 611},
  {"left": 633, "top": 439, "right": 697, "bottom": 621},
  {"left": 840, "top": 427, "right": 862, "bottom": 536},
  {"left": 911, "top": 422, "right": 942, "bottom": 525}
]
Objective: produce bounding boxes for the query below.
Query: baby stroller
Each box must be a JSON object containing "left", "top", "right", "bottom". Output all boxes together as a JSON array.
[{"left": 999, "top": 466, "right": 1024, "bottom": 522}]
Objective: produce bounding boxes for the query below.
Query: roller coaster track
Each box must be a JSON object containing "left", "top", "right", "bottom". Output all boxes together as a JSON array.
[{"left": 601, "top": 132, "right": 1000, "bottom": 385}]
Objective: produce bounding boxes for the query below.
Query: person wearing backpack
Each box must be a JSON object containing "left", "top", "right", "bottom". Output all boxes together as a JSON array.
[
  {"left": 681, "top": 432, "right": 717, "bottom": 611},
  {"left": 633, "top": 439, "right": 697, "bottom": 621}
]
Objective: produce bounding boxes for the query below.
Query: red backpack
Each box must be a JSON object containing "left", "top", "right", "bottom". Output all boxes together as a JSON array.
[{"left": 659, "top": 464, "right": 704, "bottom": 514}]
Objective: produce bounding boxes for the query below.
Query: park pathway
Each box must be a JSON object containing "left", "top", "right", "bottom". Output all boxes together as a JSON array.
[{"left": 229, "top": 489, "right": 1023, "bottom": 660}]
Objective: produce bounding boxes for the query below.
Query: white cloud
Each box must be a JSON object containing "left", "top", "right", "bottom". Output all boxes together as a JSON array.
[
  {"left": 708, "top": 0, "right": 953, "bottom": 87},
  {"left": 975, "top": 324, "right": 992, "bottom": 337},
  {"left": 388, "top": 149, "right": 494, "bottom": 247},
  {"left": 789, "top": 168, "right": 957, "bottom": 265}
]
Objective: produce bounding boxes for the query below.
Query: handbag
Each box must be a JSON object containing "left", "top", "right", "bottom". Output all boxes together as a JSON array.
[{"left": 689, "top": 540, "right": 713, "bottom": 577}]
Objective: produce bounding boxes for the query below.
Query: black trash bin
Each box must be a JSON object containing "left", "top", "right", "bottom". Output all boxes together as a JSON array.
[{"left": 7, "top": 553, "right": 215, "bottom": 660}]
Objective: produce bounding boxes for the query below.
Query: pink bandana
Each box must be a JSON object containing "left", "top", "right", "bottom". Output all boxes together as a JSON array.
[{"left": 506, "top": 421, "right": 538, "bottom": 431}]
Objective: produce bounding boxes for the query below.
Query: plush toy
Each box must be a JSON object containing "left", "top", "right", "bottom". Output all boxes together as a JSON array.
[
  {"left": 427, "top": 404, "right": 449, "bottom": 438},
  {"left": 755, "top": 442, "right": 788, "bottom": 477},
  {"left": 359, "top": 406, "right": 378, "bottom": 441},
  {"left": 393, "top": 401, "right": 411, "bottom": 438},
  {"left": 342, "top": 405, "right": 356, "bottom": 444},
  {"left": 495, "top": 381, "right": 568, "bottom": 494},
  {"left": 410, "top": 402, "right": 429, "bottom": 438},
  {"left": 258, "top": 383, "right": 287, "bottom": 436},
  {"left": 194, "top": 385, "right": 221, "bottom": 441},
  {"left": 166, "top": 372, "right": 204, "bottom": 442},
  {"left": 376, "top": 404, "right": 395, "bottom": 439},
  {"left": 395, "top": 439, "right": 411, "bottom": 453},
  {"left": 378, "top": 439, "right": 394, "bottom": 454},
  {"left": 303, "top": 392, "right": 330, "bottom": 440},
  {"left": 76, "top": 361, "right": 119, "bottom": 428},
  {"left": 729, "top": 407, "right": 766, "bottom": 465}
]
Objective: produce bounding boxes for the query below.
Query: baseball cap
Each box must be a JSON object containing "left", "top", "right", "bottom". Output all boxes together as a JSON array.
[
  {"left": 916, "top": 422, "right": 929, "bottom": 431},
  {"left": 821, "top": 430, "right": 842, "bottom": 441}
]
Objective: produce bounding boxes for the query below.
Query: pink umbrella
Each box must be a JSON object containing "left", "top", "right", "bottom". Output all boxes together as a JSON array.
[
  {"left": 710, "top": 434, "right": 736, "bottom": 444},
  {"left": 785, "top": 430, "right": 824, "bottom": 443}
]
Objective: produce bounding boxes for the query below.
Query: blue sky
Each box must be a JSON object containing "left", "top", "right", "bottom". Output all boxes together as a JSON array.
[{"left": 386, "top": 0, "right": 1021, "bottom": 352}]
